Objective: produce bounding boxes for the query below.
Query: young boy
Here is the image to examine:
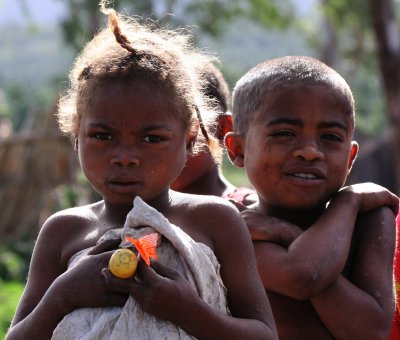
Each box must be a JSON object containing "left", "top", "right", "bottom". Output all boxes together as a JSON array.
[
  {"left": 171, "top": 60, "right": 257, "bottom": 205},
  {"left": 225, "top": 55, "right": 399, "bottom": 339}
]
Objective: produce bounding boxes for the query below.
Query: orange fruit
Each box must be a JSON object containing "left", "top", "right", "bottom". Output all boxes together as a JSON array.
[{"left": 108, "top": 248, "right": 138, "bottom": 279}]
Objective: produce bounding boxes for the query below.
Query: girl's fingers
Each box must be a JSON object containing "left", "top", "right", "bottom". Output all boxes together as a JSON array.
[
  {"left": 150, "top": 260, "right": 180, "bottom": 280},
  {"left": 88, "top": 236, "right": 121, "bottom": 255},
  {"left": 102, "top": 268, "right": 140, "bottom": 293},
  {"left": 104, "top": 293, "right": 129, "bottom": 307}
]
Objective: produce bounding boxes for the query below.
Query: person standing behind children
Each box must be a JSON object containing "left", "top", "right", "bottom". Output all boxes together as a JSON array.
[
  {"left": 171, "top": 60, "right": 257, "bottom": 205},
  {"left": 6, "top": 3, "right": 277, "bottom": 340},
  {"left": 225, "top": 55, "right": 398, "bottom": 339}
]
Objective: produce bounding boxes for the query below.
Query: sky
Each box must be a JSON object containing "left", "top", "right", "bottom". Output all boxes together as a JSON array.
[
  {"left": 0, "top": 0, "right": 67, "bottom": 25},
  {"left": 0, "top": 0, "right": 316, "bottom": 26}
]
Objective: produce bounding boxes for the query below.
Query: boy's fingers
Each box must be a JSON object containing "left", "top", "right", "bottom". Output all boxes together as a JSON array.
[{"left": 228, "top": 199, "right": 247, "bottom": 212}]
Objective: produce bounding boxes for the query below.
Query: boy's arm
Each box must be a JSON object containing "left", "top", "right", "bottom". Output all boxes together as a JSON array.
[
  {"left": 250, "top": 183, "right": 398, "bottom": 300},
  {"left": 310, "top": 206, "right": 396, "bottom": 339}
]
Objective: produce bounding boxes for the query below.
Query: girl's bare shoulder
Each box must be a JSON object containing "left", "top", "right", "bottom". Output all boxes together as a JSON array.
[
  {"left": 170, "top": 190, "right": 239, "bottom": 218},
  {"left": 168, "top": 191, "right": 247, "bottom": 244},
  {"left": 43, "top": 201, "right": 104, "bottom": 231},
  {"left": 37, "top": 201, "right": 105, "bottom": 265}
]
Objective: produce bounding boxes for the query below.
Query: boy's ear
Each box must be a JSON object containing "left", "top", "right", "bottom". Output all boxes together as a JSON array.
[
  {"left": 224, "top": 132, "right": 245, "bottom": 168},
  {"left": 74, "top": 138, "right": 78, "bottom": 153},
  {"left": 347, "top": 141, "right": 359, "bottom": 172},
  {"left": 216, "top": 113, "right": 233, "bottom": 141}
]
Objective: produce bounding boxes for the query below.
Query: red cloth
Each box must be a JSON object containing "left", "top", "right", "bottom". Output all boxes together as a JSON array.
[{"left": 390, "top": 206, "right": 400, "bottom": 339}]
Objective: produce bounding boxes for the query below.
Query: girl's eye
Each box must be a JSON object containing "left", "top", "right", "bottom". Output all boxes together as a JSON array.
[
  {"left": 144, "top": 135, "right": 163, "bottom": 143},
  {"left": 93, "top": 132, "right": 113, "bottom": 141}
]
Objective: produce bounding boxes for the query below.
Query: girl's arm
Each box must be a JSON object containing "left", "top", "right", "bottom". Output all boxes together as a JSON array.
[{"left": 6, "top": 215, "right": 126, "bottom": 340}]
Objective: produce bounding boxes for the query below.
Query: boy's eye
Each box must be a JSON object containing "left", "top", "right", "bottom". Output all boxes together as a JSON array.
[
  {"left": 144, "top": 135, "right": 163, "bottom": 143},
  {"left": 272, "top": 130, "right": 295, "bottom": 137},
  {"left": 322, "top": 134, "right": 343, "bottom": 142},
  {"left": 93, "top": 132, "right": 113, "bottom": 140}
]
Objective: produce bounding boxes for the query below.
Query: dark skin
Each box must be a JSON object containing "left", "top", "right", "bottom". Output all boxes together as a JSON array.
[
  {"left": 171, "top": 114, "right": 236, "bottom": 197},
  {"left": 7, "top": 80, "right": 277, "bottom": 340},
  {"left": 171, "top": 113, "right": 257, "bottom": 205},
  {"left": 226, "top": 83, "right": 398, "bottom": 339}
]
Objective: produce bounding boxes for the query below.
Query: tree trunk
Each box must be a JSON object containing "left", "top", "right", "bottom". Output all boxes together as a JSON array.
[{"left": 369, "top": 0, "right": 400, "bottom": 194}]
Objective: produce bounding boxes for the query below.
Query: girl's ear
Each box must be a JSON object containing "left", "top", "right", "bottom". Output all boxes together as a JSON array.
[
  {"left": 186, "top": 130, "right": 198, "bottom": 157},
  {"left": 347, "top": 141, "right": 359, "bottom": 172},
  {"left": 224, "top": 132, "right": 245, "bottom": 168}
]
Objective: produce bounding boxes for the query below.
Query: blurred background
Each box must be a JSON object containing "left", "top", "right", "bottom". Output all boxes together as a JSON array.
[{"left": 1, "top": 0, "right": 400, "bottom": 336}]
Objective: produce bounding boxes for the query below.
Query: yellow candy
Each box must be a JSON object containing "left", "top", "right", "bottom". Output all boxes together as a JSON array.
[{"left": 108, "top": 248, "right": 138, "bottom": 279}]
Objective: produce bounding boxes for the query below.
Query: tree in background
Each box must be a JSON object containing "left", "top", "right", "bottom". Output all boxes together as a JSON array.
[
  {"left": 57, "top": 0, "right": 294, "bottom": 52},
  {"left": 308, "top": 0, "right": 400, "bottom": 192}
]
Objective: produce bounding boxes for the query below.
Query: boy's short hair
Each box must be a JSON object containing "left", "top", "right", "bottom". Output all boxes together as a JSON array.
[{"left": 231, "top": 56, "right": 355, "bottom": 135}]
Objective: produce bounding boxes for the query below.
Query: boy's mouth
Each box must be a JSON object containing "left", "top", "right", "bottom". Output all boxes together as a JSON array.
[
  {"left": 292, "top": 173, "right": 319, "bottom": 179},
  {"left": 284, "top": 166, "right": 326, "bottom": 182}
]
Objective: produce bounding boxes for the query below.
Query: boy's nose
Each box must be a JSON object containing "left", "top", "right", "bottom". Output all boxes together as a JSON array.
[{"left": 293, "top": 143, "right": 325, "bottom": 161}]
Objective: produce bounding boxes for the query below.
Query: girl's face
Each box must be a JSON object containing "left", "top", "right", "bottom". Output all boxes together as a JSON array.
[
  {"left": 76, "top": 80, "right": 195, "bottom": 207},
  {"left": 228, "top": 84, "right": 358, "bottom": 213}
]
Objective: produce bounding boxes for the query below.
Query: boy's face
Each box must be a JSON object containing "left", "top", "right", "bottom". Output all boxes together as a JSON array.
[
  {"left": 76, "top": 80, "right": 195, "bottom": 206},
  {"left": 226, "top": 84, "right": 358, "bottom": 211}
]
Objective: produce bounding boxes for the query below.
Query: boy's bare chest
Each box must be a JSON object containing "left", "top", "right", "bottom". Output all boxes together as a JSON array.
[{"left": 267, "top": 291, "right": 334, "bottom": 339}]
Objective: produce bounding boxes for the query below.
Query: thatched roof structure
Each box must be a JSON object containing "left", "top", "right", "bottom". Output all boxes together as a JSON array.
[{"left": 0, "top": 107, "right": 79, "bottom": 241}]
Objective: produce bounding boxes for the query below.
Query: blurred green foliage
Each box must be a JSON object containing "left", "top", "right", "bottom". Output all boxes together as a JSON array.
[
  {"left": 0, "top": 240, "right": 32, "bottom": 283},
  {"left": 0, "top": 281, "right": 24, "bottom": 338}
]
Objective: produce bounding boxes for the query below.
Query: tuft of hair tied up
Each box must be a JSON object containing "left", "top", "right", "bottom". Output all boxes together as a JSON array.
[{"left": 100, "top": 0, "right": 137, "bottom": 55}]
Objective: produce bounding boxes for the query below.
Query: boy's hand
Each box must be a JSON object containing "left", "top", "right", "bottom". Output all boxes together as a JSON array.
[
  {"left": 241, "top": 210, "right": 303, "bottom": 247},
  {"left": 337, "top": 183, "right": 399, "bottom": 215},
  {"left": 103, "top": 259, "right": 199, "bottom": 323}
]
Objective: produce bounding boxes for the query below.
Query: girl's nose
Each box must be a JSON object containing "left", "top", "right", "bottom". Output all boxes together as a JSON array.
[
  {"left": 111, "top": 145, "right": 140, "bottom": 167},
  {"left": 293, "top": 142, "right": 325, "bottom": 161}
]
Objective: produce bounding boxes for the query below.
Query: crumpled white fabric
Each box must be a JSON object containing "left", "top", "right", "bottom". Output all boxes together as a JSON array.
[{"left": 52, "top": 196, "right": 229, "bottom": 340}]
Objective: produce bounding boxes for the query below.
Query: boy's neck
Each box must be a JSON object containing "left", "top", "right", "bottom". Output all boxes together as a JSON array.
[{"left": 256, "top": 202, "right": 327, "bottom": 229}]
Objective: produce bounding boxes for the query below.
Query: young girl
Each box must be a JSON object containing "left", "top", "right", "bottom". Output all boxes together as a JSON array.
[{"left": 6, "top": 4, "right": 277, "bottom": 340}]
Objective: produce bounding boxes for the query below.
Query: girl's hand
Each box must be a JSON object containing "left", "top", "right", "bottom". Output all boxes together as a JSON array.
[
  {"left": 337, "top": 183, "right": 399, "bottom": 215},
  {"left": 103, "top": 259, "right": 199, "bottom": 323},
  {"left": 54, "top": 236, "right": 128, "bottom": 313}
]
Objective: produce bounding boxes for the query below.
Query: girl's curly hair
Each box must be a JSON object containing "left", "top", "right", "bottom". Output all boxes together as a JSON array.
[{"left": 57, "top": 1, "right": 221, "bottom": 161}]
